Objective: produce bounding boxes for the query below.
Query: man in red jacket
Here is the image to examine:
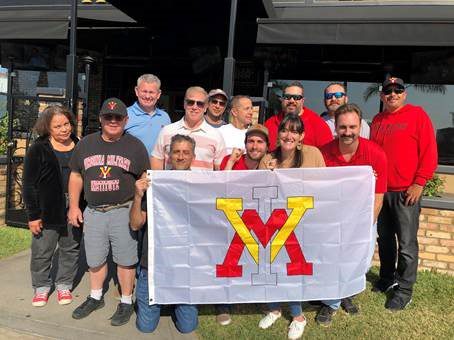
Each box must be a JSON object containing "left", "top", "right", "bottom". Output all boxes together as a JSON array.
[
  {"left": 265, "top": 81, "right": 332, "bottom": 151},
  {"left": 371, "top": 77, "right": 438, "bottom": 311}
]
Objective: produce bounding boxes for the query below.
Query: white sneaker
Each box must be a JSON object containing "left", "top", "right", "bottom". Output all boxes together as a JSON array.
[
  {"left": 288, "top": 318, "right": 307, "bottom": 340},
  {"left": 259, "top": 311, "right": 281, "bottom": 329}
]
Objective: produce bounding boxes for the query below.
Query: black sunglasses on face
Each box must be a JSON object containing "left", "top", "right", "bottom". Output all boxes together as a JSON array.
[
  {"left": 383, "top": 87, "right": 405, "bottom": 95},
  {"left": 282, "top": 94, "right": 304, "bottom": 101},
  {"left": 185, "top": 99, "right": 206, "bottom": 108},
  {"left": 324, "top": 92, "right": 346, "bottom": 100},
  {"left": 210, "top": 99, "right": 226, "bottom": 107},
  {"left": 102, "top": 114, "right": 124, "bottom": 122}
]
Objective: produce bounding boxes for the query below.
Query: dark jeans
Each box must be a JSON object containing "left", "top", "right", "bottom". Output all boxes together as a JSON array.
[
  {"left": 136, "top": 267, "right": 198, "bottom": 333},
  {"left": 30, "top": 224, "right": 82, "bottom": 292},
  {"left": 377, "top": 191, "right": 421, "bottom": 295}
]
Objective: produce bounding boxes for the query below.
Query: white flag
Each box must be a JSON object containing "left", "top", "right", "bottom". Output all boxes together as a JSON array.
[{"left": 147, "top": 167, "right": 375, "bottom": 305}]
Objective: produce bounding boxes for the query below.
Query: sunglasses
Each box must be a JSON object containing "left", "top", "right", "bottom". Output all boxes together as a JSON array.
[
  {"left": 185, "top": 99, "right": 206, "bottom": 108},
  {"left": 382, "top": 87, "right": 405, "bottom": 95},
  {"left": 210, "top": 99, "right": 227, "bottom": 107},
  {"left": 101, "top": 114, "right": 124, "bottom": 122},
  {"left": 282, "top": 94, "right": 304, "bottom": 101},
  {"left": 325, "top": 92, "right": 346, "bottom": 100}
]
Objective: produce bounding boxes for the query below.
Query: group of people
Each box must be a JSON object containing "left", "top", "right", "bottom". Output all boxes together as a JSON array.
[{"left": 22, "top": 73, "right": 437, "bottom": 340}]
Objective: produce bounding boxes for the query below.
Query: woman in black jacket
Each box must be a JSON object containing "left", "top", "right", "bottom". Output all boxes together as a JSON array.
[{"left": 22, "top": 105, "right": 82, "bottom": 307}]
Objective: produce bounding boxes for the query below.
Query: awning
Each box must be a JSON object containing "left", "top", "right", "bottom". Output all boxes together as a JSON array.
[
  {"left": 257, "top": 3, "right": 454, "bottom": 46},
  {"left": 0, "top": 0, "right": 135, "bottom": 40}
]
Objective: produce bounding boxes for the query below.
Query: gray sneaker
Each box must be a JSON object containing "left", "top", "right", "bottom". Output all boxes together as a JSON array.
[
  {"left": 111, "top": 302, "right": 134, "bottom": 326},
  {"left": 72, "top": 296, "right": 105, "bottom": 319}
]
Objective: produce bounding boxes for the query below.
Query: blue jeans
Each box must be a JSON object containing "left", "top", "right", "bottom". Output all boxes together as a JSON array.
[
  {"left": 135, "top": 267, "right": 198, "bottom": 333},
  {"left": 268, "top": 302, "right": 302, "bottom": 317},
  {"left": 321, "top": 299, "right": 341, "bottom": 310}
]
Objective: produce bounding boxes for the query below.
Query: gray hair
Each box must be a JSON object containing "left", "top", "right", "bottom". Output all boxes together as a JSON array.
[
  {"left": 231, "top": 95, "right": 251, "bottom": 109},
  {"left": 137, "top": 74, "right": 161, "bottom": 89},
  {"left": 170, "top": 134, "right": 196, "bottom": 154},
  {"left": 185, "top": 86, "right": 208, "bottom": 102}
]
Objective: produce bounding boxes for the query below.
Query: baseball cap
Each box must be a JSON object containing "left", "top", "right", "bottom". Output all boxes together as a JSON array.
[
  {"left": 208, "top": 89, "right": 228, "bottom": 101},
  {"left": 246, "top": 124, "right": 269, "bottom": 143},
  {"left": 99, "top": 97, "right": 127, "bottom": 117},
  {"left": 382, "top": 77, "right": 405, "bottom": 90}
]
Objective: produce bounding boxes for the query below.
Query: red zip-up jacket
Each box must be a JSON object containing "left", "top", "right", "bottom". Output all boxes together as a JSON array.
[
  {"left": 370, "top": 104, "right": 437, "bottom": 192},
  {"left": 264, "top": 107, "right": 333, "bottom": 151}
]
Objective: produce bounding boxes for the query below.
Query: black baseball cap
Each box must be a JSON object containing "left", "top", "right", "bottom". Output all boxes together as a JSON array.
[
  {"left": 99, "top": 97, "right": 127, "bottom": 117},
  {"left": 382, "top": 77, "right": 405, "bottom": 90}
]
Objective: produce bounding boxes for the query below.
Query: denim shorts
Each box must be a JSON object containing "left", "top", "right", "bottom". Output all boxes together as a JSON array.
[{"left": 83, "top": 204, "right": 138, "bottom": 268}]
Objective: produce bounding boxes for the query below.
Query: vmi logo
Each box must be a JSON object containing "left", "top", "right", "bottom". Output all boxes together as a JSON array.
[{"left": 216, "top": 186, "right": 313, "bottom": 285}]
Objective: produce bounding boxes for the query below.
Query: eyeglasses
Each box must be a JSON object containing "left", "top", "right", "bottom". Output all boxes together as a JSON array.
[
  {"left": 101, "top": 114, "right": 124, "bottom": 122},
  {"left": 324, "top": 92, "right": 346, "bottom": 100},
  {"left": 210, "top": 99, "right": 227, "bottom": 107},
  {"left": 382, "top": 87, "right": 405, "bottom": 95},
  {"left": 282, "top": 94, "right": 304, "bottom": 101},
  {"left": 185, "top": 99, "right": 206, "bottom": 108}
]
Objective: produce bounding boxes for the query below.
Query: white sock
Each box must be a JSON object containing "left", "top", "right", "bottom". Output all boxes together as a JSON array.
[
  {"left": 120, "top": 294, "right": 132, "bottom": 304},
  {"left": 90, "top": 289, "right": 103, "bottom": 300}
]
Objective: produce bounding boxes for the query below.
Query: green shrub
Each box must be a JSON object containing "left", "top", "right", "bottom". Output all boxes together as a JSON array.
[{"left": 423, "top": 174, "right": 445, "bottom": 197}]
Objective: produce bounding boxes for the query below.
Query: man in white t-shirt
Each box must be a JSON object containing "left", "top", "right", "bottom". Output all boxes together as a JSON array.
[{"left": 219, "top": 95, "right": 253, "bottom": 155}]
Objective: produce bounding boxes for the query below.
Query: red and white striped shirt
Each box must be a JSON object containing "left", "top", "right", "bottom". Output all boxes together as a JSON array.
[{"left": 152, "top": 118, "right": 226, "bottom": 170}]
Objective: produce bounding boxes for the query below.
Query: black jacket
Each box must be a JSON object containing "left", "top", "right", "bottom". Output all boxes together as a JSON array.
[{"left": 22, "top": 134, "right": 84, "bottom": 227}]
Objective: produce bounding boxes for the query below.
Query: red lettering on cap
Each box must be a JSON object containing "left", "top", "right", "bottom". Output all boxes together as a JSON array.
[{"left": 107, "top": 101, "right": 117, "bottom": 110}]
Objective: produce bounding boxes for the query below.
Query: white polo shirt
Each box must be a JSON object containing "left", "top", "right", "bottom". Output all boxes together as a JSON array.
[{"left": 152, "top": 118, "right": 226, "bottom": 170}]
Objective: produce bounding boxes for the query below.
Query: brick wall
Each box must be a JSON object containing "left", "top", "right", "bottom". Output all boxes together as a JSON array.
[
  {"left": 372, "top": 207, "right": 454, "bottom": 275},
  {"left": 418, "top": 208, "right": 454, "bottom": 274}
]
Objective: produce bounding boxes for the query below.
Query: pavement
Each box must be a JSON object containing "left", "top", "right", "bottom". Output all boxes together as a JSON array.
[{"left": 0, "top": 249, "right": 197, "bottom": 340}]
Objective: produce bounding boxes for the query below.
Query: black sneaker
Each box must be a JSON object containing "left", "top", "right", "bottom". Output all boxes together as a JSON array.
[
  {"left": 385, "top": 294, "right": 412, "bottom": 312},
  {"left": 72, "top": 296, "right": 105, "bottom": 319},
  {"left": 341, "top": 297, "right": 359, "bottom": 315},
  {"left": 111, "top": 302, "right": 134, "bottom": 326},
  {"left": 372, "top": 280, "right": 398, "bottom": 293},
  {"left": 315, "top": 305, "right": 336, "bottom": 327}
]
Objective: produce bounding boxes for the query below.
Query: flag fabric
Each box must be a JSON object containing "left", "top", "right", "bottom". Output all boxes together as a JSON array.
[{"left": 147, "top": 166, "right": 375, "bottom": 305}]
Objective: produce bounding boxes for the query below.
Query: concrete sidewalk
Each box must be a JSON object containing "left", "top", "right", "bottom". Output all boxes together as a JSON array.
[{"left": 0, "top": 250, "right": 197, "bottom": 340}]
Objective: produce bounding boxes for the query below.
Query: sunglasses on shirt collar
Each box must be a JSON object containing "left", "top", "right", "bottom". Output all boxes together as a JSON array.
[{"left": 324, "top": 92, "right": 346, "bottom": 100}]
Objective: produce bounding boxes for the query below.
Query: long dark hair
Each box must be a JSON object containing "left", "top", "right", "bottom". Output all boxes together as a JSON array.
[{"left": 272, "top": 114, "right": 304, "bottom": 168}]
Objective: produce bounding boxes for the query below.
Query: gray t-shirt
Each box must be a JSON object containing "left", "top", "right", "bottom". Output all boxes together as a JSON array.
[{"left": 69, "top": 132, "right": 149, "bottom": 206}]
